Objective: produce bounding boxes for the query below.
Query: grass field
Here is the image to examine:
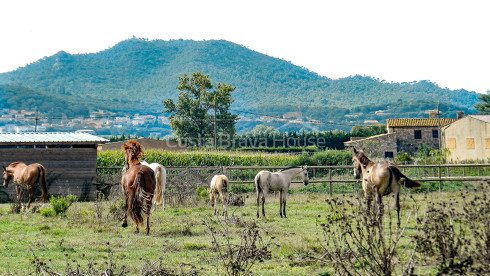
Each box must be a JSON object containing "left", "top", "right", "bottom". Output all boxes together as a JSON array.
[{"left": 0, "top": 183, "right": 488, "bottom": 275}]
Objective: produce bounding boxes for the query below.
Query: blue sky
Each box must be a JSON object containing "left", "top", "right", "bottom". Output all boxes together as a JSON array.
[{"left": 1, "top": 0, "right": 489, "bottom": 93}]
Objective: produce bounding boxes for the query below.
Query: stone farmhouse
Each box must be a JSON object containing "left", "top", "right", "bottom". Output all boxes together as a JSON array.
[{"left": 344, "top": 111, "right": 464, "bottom": 159}]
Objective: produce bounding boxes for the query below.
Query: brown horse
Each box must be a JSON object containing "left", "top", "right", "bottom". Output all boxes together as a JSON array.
[
  {"left": 352, "top": 148, "right": 422, "bottom": 227},
  {"left": 121, "top": 140, "right": 156, "bottom": 235},
  {"left": 209, "top": 174, "right": 229, "bottom": 216},
  {"left": 3, "top": 162, "right": 48, "bottom": 208}
]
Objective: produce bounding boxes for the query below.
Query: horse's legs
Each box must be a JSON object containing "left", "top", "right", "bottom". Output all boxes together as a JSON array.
[
  {"left": 162, "top": 187, "right": 166, "bottom": 211},
  {"left": 279, "top": 191, "right": 283, "bottom": 218},
  {"left": 395, "top": 192, "right": 400, "bottom": 228},
  {"left": 212, "top": 192, "right": 218, "bottom": 215},
  {"left": 122, "top": 196, "right": 129, "bottom": 228},
  {"left": 26, "top": 187, "right": 33, "bottom": 208},
  {"left": 146, "top": 216, "right": 150, "bottom": 235},
  {"left": 375, "top": 192, "right": 384, "bottom": 222},
  {"left": 219, "top": 191, "right": 227, "bottom": 217},
  {"left": 15, "top": 186, "right": 23, "bottom": 210},
  {"left": 261, "top": 190, "right": 267, "bottom": 217},
  {"left": 282, "top": 192, "right": 287, "bottom": 218},
  {"left": 257, "top": 191, "right": 263, "bottom": 218}
]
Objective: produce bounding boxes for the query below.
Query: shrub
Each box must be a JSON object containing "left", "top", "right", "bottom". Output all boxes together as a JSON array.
[
  {"left": 39, "top": 207, "right": 56, "bottom": 217},
  {"left": 195, "top": 186, "right": 208, "bottom": 198},
  {"left": 49, "top": 195, "right": 77, "bottom": 216}
]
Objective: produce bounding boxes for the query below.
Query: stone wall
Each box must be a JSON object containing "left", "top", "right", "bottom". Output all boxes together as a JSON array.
[{"left": 394, "top": 127, "right": 440, "bottom": 154}]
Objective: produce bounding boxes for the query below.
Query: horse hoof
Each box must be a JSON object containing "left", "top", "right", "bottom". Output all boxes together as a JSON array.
[{"left": 122, "top": 222, "right": 128, "bottom": 228}]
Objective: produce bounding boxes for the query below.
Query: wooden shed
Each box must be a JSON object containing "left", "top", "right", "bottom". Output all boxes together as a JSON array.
[{"left": 0, "top": 132, "right": 108, "bottom": 203}]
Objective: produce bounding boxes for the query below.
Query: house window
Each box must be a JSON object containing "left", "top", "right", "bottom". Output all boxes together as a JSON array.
[
  {"left": 385, "top": 152, "right": 394, "bottom": 159},
  {"left": 466, "top": 138, "right": 475, "bottom": 149},
  {"left": 414, "top": 130, "right": 422, "bottom": 139},
  {"left": 448, "top": 138, "right": 456, "bottom": 149},
  {"left": 432, "top": 130, "right": 438, "bottom": 138}
]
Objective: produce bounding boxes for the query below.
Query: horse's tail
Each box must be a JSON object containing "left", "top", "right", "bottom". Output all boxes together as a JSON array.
[
  {"left": 128, "top": 172, "right": 153, "bottom": 227},
  {"left": 255, "top": 173, "right": 262, "bottom": 195},
  {"left": 221, "top": 176, "right": 228, "bottom": 193},
  {"left": 153, "top": 166, "right": 164, "bottom": 205},
  {"left": 37, "top": 165, "right": 48, "bottom": 203},
  {"left": 389, "top": 166, "right": 422, "bottom": 189}
]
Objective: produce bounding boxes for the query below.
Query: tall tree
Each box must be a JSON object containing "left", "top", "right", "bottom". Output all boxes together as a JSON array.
[
  {"left": 475, "top": 91, "right": 490, "bottom": 114},
  {"left": 163, "top": 72, "right": 238, "bottom": 147}
]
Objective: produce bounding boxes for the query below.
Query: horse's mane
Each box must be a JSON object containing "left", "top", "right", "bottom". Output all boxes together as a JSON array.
[
  {"left": 122, "top": 140, "right": 144, "bottom": 164},
  {"left": 8, "top": 162, "right": 24, "bottom": 168},
  {"left": 279, "top": 166, "right": 302, "bottom": 172},
  {"left": 355, "top": 151, "right": 372, "bottom": 166}
]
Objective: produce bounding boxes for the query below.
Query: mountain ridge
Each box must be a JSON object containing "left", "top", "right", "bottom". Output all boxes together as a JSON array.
[{"left": 0, "top": 38, "right": 480, "bottom": 130}]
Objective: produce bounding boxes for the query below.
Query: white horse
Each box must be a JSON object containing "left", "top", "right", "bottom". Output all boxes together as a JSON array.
[
  {"left": 255, "top": 166, "right": 309, "bottom": 218},
  {"left": 209, "top": 174, "right": 229, "bottom": 216},
  {"left": 140, "top": 161, "right": 167, "bottom": 211}
]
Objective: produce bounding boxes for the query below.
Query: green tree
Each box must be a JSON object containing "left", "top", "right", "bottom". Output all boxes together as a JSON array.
[
  {"left": 475, "top": 91, "right": 490, "bottom": 114},
  {"left": 163, "top": 72, "right": 238, "bottom": 147}
]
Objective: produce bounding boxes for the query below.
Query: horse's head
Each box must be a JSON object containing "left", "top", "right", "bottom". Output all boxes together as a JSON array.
[
  {"left": 2, "top": 166, "right": 11, "bottom": 187},
  {"left": 301, "top": 166, "right": 309, "bottom": 186},
  {"left": 352, "top": 148, "right": 363, "bottom": 179},
  {"left": 122, "top": 140, "right": 144, "bottom": 168}
]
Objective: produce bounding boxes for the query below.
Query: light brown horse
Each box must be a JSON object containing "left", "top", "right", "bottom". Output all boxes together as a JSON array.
[
  {"left": 121, "top": 140, "right": 156, "bottom": 235},
  {"left": 352, "top": 148, "right": 422, "bottom": 227},
  {"left": 3, "top": 162, "right": 48, "bottom": 208},
  {"left": 209, "top": 174, "right": 229, "bottom": 216}
]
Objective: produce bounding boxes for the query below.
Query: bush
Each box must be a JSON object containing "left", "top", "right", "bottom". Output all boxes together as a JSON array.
[
  {"left": 39, "top": 207, "right": 56, "bottom": 217},
  {"left": 49, "top": 195, "right": 77, "bottom": 216},
  {"left": 195, "top": 186, "right": 208, "bottom": 198},
  {"left": 230, "top": 183, "right": 254, "bottom": 194}
]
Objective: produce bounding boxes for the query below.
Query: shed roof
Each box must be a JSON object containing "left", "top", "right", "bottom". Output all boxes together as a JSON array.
[
  {"left": 0, "top": 132, "right": 108, "bottom": 145},
  {"left": 386, "top": 118, "right": 457, "bottom": 127}
]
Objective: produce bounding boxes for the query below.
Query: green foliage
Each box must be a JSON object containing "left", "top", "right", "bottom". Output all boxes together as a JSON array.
[
  {"left": 108, "top": 134, "right": 139, "bottom": 142},
  {"left": 394, "top": 151, "right": 413, "bottom": 163},
  {"left": 49, "top": 195, "right": 77, "bottom": 216},
  {"left": 163, "top": 72, "right": 238, "bottom": 147},
  {"left": 293, "top": 150, "right": 352, "bottom": 166},
  {"left": 349, "top": 124, "right": 385, "bottom": 137},
  {"left": 235, "top": 146, "right": 319, "bottom": 153},
  {"left": 229, "top": 184, "right": 254, "bottom": 194},
  {"left": 415, "top": 145, "right": 449, "bottom": 164},
  {"left": 195, "top": 186, "right": 208, "bottom": 198},
  {"left": 98, "top": 150, "right": 297, "bottom": 167},
  {"left": 39, "top": 207, "right": 56, "bottom": 217},
  {"left": 475, "top": 90, "right": 490, "bottom": 114}
]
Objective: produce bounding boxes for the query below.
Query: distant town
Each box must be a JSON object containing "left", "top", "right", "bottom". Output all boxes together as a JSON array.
[{"left": 0, "top": 108, "right": 385, "bottom": 137}]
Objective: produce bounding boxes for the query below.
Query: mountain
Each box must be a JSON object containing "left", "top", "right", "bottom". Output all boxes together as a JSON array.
[{"left": 0, "top": 38, "right": 480, "bottom": 132}]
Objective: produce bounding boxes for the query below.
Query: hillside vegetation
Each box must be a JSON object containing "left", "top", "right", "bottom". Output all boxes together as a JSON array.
[{"left": 0, "top": 38, "right": 479, "bottom": 126}]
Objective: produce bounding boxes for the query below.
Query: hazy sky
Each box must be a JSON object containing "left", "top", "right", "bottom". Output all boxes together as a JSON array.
[{"left": 1, "top": 0, "right": 489, "bottom": 93}]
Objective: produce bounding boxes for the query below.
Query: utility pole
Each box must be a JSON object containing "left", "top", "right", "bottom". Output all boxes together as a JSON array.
[
  {"left": 214, "top": 95, "right": 217, "bottom": 150},
  {"left": 437, "top": 103, "right": 441, "bottom": 150},
  {"left": 35, "top": 108, "right": 39, "bottom": 132}
]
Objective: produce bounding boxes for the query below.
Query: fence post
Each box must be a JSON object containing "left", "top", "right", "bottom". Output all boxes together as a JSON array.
[
  {"left": 329, "top": 167, "right": 332, "bottom": 196},
  {"left": 438, "top": 165, "right": 442, "bottom": 193}
]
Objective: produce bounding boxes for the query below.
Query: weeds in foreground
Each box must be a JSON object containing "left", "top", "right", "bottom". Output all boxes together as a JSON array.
[
  {"left": 202, "top": 214, "right": 272, "bottom": 276},
  {"left": 414, "top": 182, "right": 490, "bottom": 275},
  {"left": 309, "top": 193, "right": 418, "bottom": 276}
]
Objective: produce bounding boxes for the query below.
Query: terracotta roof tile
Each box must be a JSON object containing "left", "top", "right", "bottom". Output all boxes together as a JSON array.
[{"left": 387, "top": 118, "right": 457, "bottom": 127}]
